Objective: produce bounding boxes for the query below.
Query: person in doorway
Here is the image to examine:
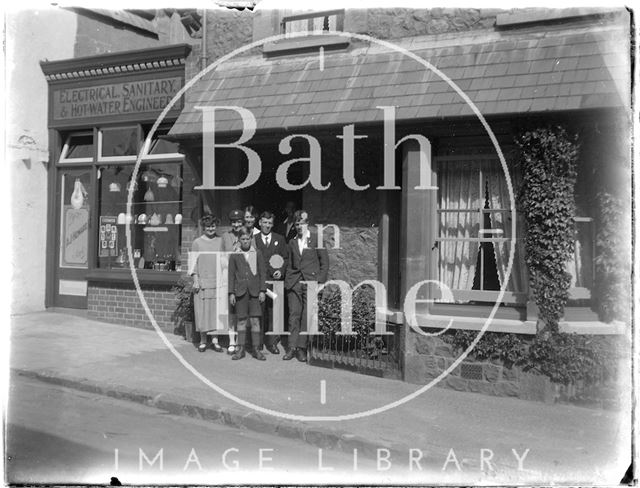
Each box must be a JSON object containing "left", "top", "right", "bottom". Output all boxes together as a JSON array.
[
  {"left": 228, "top": 227, "right": 267, "bottom": 360},
  {"left": 278, "top": 200, "right": 298, "bottom": 243},
  {"left": 254, "top": 211, "right": 288, "bottom": 355},
  {"left": 221, "top": 209, "right": 246, "bottom": 355},
  {"left": 190, "top": 214, "right": 224, "bottom": 353},
  {"left": 283, "top": 210, "right": 329, "bottom": 362}
]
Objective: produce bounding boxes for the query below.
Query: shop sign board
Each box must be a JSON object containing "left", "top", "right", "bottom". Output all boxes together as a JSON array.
[{"left": 50, "top": 75, "right": 183, "bottom": 126}]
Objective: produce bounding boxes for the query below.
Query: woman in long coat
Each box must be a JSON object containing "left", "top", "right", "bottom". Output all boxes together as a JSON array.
[{"left": 190, "top": 214, "right": 224, "bottom": 352}]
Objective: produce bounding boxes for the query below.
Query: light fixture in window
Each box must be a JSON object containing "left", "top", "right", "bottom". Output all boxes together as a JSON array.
[
  {"left": 171, "top": 175, "right": 182, "bottom": 188},
  {"left": 157, "top": 175, "right": 169, "bottom": 188},
  {"left": 141, "top": 170, "right": 156, "bottom": 183},
  {"left": 144, "top": 187, "right": 155, "bottom": 202},
  {"left": 70, "top": 178, "right": 87, "bottom": 209},
  {"left": 109, "top": 182, "right": 122, "bottom": 192}
]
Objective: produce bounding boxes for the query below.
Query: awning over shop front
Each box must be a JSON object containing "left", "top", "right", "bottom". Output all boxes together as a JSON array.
[{"left": 169, "top": 21, "right": 629, "bottom": 138}]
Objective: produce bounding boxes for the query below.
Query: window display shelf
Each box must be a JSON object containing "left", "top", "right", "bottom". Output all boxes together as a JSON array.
[
  {"left": 87, "top": 268, "right": 182, "bottom": 285},
  {"left": 116, "top": 200, "right": 183, "bottom": 205}
]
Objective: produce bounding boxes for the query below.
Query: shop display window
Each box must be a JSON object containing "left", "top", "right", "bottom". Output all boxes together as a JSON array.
[
  {"left": 97, "top": 161, "right": 183, "bottom": 272},
  {"left": 142, "top": 127, "right": 181, "bottom": 157},
  {"left": 99, "top": 126, "right": 140, "bottom": 160}
]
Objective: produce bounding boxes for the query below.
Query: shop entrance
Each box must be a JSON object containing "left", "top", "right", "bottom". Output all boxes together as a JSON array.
[
  {"left": 242, "top": 167, "right": 303, "bottom": 228},
  {"left": 52, "top": 168, "right": 93, "bottom": 308}
]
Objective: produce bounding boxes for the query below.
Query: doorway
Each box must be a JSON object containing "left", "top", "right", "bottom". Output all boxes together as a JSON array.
[{"left": 52, "top": 168, "right": 93, "bottom": 308}]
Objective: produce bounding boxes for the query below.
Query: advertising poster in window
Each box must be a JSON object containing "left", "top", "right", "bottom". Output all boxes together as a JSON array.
[
  {"left": 99, "top": 216, "right": 118, "bottom": 258},
  {"left": 60, "top": 205, "right": 89, "bottom": 268}
]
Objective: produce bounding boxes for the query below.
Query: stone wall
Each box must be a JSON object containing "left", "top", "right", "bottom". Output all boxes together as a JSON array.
[
  {"left": 359, "top": 8, "right": 500, "bottom": 39},
  {"left": 186, "top": 9, "right": 254, "bottom": 80},
  {"left": 405, "top": 333, "right": 522, "bottom": 397},
  {"left": 303, "top": 137, "right": 381, "bottom": 285},
  {"left": 252, "top": 8, "right": 502, "bottom": 42},
  {"left": 405, "top": 331, "right": 625, "bottom": 409}
]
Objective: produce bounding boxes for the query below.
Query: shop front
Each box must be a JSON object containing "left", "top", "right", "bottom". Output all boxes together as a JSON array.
[{"left": 42, "top": 44, "right": 193, "bottom": 329}]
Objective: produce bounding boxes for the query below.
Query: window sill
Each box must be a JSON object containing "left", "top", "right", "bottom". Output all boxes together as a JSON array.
[
  {"left": 86, "top": 268, "right": 181, "bottom": 286},
  {"left": 559, "top": 320, "right": 627, "bottom": 335},
  {"left": 263, "top": 35, "right": 349, "bottom": 57},
  {"left": 415, "top": 313, "right": 537, "bottom": 334}
]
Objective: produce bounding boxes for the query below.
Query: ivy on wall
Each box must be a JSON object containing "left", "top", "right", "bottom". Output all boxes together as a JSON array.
[
  {"left": 442, "top": 329, "right": 624, "bottom": 386},
  {"left": 516, "top": 126, "right": 579, "bottom": 332},
  {"left": 595, "top": 191, "right": 631, "bottom": 323}
]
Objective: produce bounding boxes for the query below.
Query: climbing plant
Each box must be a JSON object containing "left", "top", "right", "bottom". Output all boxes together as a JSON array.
[
  {"left": 595, "top": 190, "right": 631, "bottom": 323},
  {"left": 516, "top": 126, "right": 579, "bottom": 333}
]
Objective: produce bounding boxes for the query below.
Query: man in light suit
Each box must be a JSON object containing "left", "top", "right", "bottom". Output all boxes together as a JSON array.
[
  {"left": 254, "top": 211, "right": 288, "bottom": 355},
  {"left": 283, "top": 210, "right": 329, "bottom": 362}
]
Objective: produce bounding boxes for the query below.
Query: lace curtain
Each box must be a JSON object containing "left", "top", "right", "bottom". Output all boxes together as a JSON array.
[{"left": 438, "top": 158, "right": 526, "bottom": 294}]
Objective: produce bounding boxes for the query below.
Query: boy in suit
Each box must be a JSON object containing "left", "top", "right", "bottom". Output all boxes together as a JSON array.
[
  {"left": 283, "top": 210, "right": 329, "bottom": 362},
  {"left": 228, "top": 227, "right": 267, "bottom": 360},
  {"left": 255, "top": 211, "right": 288, "bottom": 354}
]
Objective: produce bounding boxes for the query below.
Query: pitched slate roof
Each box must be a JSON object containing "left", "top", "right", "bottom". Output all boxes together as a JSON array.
[{"left": 170, "top": 21, "right": 629, "bottom": 137}]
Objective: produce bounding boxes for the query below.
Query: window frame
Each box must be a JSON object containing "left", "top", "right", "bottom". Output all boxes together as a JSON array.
[
  {"left": 280, "top": 9, "right": 345, "bottom": 35},
  {"left": 433, "top": 154, "right": 527, "bottom": 306},
  {"left": 139, "top": 126, "right": 184, "bottom": 161},
  {"left": 58, "top": 131, "right": 95, "bottom": 164},
  {"left": 97, "top": 125, "right": 142, "bottom": 162},
  {"left": 567, "top": 215, "right": 595, "bottom": 301}
]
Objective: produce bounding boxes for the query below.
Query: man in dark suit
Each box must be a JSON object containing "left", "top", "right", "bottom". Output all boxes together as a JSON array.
[
  {"left": 283, "top": 210, "right": 329, "bottom": 362},
  {"left": 254, "top": 211, "right": 288, "bottom": 355},
  {"left": 277, "top": 201, "right": 298, "bottom": 243}
]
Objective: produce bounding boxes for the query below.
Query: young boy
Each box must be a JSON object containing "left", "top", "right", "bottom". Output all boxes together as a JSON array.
[{"left": 228, "top": 228, "right": 267, "bottom": 360}]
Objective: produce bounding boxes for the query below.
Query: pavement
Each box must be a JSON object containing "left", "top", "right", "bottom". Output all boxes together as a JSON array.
[{"left": 9, "top": 310, "right": 632, "bottom": 485}]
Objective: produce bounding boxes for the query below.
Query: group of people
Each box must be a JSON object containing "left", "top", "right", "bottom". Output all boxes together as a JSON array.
[{"left": 189, "top": 202, "right": 329, "bottom": 363}]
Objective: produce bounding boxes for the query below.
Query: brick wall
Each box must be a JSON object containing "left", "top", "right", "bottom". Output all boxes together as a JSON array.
[{"left": 88, "top": 283, "right": 175, "bottom": 332}]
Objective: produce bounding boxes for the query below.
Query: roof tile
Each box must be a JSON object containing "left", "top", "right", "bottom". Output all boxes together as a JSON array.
[{"left": 170, "top": 26, "right": 628, "bottom": 137}]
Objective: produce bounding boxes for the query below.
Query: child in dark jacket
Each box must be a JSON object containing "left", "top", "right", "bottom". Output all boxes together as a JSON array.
[{"left": 228, "top": 227, "right": 267, "bottom": 360}]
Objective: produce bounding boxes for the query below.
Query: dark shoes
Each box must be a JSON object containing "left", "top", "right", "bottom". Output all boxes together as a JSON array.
[
  {"left": 231, "top": 346, "right": 246, "bottom": 360},
  {"left": 296, "top": 348, "right": 307, "bottom": 362},
  {"left": 251, "top": 349, "right": 266, "bottom": 361},
  {"left": 266, "top": 344, "right": 280, "bottom": 355},
  {"left": 198, "top": 343, "right": 207, "bottom": 353},
  {"left": 283, "top": 348, "right": 307, "bottom": 362},
  {"left": 282, "top": 349, "right": 295, "bottom": 361}
]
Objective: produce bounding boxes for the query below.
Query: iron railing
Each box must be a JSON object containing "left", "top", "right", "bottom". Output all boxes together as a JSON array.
[{"left": 308, "top": 322, "right": 402, "bottom": 379}]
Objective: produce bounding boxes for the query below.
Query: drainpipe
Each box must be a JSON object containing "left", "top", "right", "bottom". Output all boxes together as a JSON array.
[
  {"left": 201, "top": 8, "right": 208, "bottom": 70},
  {"left": 198, "top": 8, "right": 210, "bottom": 216}
]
